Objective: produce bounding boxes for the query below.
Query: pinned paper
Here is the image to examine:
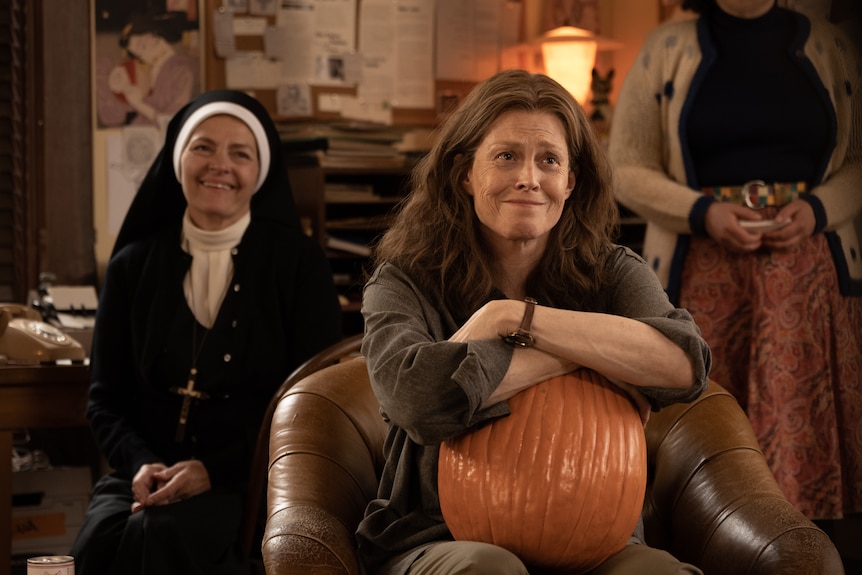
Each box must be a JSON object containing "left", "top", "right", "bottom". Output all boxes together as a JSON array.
[
  {"left": 277, "top": 83, "right": 312, "bottom": 117},
  {"left": 264, "top": 26, "right": 289, "bottom": 59},
  {"left": 341, "top": 96, "right": 393, "bottom": 125},
  {"left": 318, "top": 93, "right": 343, "bottom": 113},
  {"left": 212, "top": 9, "right": 237, "bottom": 57},
  {"left": 225, "top": 52, "right": 283, "bottom": 88},
  {"left": 222, "top": 0, "right": 249, "bottom": 12},
  {"left": 233, "top": 16, "right": 268, "bottom": 35},
  {"left": 250, "top": 0, "right": 278, "bottom": 15},
  {"left": 121, "top": 126, "right": 161, "bottom": 171}
]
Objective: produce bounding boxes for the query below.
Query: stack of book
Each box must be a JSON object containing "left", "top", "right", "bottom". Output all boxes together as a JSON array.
[
  {"left": 324, "top": 184, "right": 398, "bottom": 257},
  {"left": 279, "top": 122, "right": 408, "bottom": 169}
]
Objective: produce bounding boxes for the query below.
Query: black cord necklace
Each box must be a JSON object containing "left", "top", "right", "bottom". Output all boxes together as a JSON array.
[{"left": 169, "top": 262, "right": 212, "bottom": 442}]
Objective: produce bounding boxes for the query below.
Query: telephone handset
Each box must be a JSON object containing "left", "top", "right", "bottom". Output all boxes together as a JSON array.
[{"left": 0, "top": 303, "right": 86, "bottom": 364}]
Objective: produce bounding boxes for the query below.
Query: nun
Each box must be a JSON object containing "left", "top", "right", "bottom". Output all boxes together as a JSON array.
[{"left": 70, "top": 89, "right": 342, "bottom": 574}]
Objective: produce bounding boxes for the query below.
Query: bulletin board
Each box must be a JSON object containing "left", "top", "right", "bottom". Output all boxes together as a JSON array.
[{"left": 202, "top": 0, "right": 521, "bottom": 126}]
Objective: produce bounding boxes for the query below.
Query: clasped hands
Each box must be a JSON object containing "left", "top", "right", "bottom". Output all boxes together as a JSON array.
[
  {"left": 130, "top": 459, "right": 211, "bottom": 513},
  {"left": 705, "top": 199, "right": 816, "bottom": 253}
]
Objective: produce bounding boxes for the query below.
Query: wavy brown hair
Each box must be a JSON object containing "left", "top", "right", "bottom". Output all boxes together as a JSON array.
[{"left": 373, "top": 69, "right": 618, "bottom": 319}]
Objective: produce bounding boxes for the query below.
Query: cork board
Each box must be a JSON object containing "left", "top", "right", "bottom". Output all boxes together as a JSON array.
[{"left": 202, "top": 0, "right": 476, "bottom": 126}]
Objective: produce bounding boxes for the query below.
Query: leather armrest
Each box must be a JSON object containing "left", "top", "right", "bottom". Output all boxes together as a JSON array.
[
  {"left": 263, "top": 358, "right": 385, "bottom": 575},
  {"left": 644, "top": 381, "right": 843, "bottom": 575},
  {"left": 263, "top": 505, "right": 360, "bottom": 574}
]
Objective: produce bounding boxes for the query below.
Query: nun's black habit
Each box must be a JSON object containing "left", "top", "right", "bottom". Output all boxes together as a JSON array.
[{"left": 70, "top": 90, "right": 342, "bottom": 574}]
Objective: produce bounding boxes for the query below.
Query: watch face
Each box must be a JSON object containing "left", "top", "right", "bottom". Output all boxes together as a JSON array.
[
  {"left": 503, "top": 331, "right": 535, "bottom": 348},
  {"left": 23, "top": 320, "right": 71, "bottom": 344}
]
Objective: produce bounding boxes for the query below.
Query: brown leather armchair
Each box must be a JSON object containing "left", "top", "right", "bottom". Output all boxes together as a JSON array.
[{"left": 261, "top": 338, "right": 844, "bottom": 575}]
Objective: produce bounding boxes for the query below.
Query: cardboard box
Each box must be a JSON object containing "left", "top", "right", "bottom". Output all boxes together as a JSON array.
[{"left": 11, "top": 466, "right": 91, "bottom": 557}]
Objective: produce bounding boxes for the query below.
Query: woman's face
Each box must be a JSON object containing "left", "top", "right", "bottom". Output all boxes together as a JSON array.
[
  {"left": 127, "top": 32, "right": 166, "bottom": 64},
  {"left": 463, "top": 110, "right": 574, "bottom": 254},
  {"left": 180, "top": 114, "right": 260, "bottom": 231},
  {"left": 716, "top": 0, "right": 774, "bottom": 17}
]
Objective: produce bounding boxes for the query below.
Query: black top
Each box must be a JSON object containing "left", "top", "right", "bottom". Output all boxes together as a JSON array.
[{"left": 687, "top": 3, "right": 830, "bottom": 187}]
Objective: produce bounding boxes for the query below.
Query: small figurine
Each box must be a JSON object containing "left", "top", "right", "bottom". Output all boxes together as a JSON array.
[
  {"left": 587, "top": 68, "right": 614, "bottom": 142},
  {"left": 589, "top": 68, "right": 614, "bottom": 125}
]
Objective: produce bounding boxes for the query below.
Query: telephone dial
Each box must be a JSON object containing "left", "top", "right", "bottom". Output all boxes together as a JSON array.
[{"left": 0, "top": 303, "right": 86, "bottom": 364}]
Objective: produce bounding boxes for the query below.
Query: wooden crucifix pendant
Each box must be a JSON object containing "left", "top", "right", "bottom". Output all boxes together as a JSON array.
[{"left": 170, "top": 368, "right": 210, "bottom": 442}]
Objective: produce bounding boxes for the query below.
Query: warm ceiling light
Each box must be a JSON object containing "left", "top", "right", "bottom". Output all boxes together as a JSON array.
[
  {"left": 501, "top": 26, "right": 622, "bottom": 105},
  {"left": 540, "top": 27, "right": 598, "bottom": 104}
]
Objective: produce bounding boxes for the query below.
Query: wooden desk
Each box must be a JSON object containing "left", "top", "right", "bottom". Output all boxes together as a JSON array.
[{"left": 0, "top": 363, "right": 90, "bottom": 574}]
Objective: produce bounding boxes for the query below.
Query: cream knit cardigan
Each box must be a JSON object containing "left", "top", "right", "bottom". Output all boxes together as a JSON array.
[{"left": 609, "top": 11, "right": 862, "bottom": 301}]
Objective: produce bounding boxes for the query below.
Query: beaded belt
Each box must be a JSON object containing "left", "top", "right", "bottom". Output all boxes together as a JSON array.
[{"left": 701, "top": 180, "right": 806, "bottom": 209}]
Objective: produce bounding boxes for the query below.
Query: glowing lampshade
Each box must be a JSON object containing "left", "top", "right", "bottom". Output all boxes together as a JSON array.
[
  {"left": 540, "top": 27, "right": 597, "bottom": 104},
  {"left": 500, "top": 27, "right": 621, "bottom": 105}
]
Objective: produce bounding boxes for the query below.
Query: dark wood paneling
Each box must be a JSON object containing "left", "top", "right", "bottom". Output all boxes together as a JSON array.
[
  {"left": 32, "top": 0, "right": 95, "bottom": 289},
  {"left": 0, "top": 0, "right": 95, "bottom": 304},
  {"left": 0, "top": 0, "right": 25, "bottom": 303}
]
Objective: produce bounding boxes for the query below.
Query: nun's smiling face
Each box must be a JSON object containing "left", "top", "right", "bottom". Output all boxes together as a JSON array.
[{"left": 180, "top": 114, "right": 260, "bottom": 230}]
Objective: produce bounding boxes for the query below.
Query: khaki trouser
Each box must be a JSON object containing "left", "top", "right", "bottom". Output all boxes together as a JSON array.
[{"left": 407, "top": 541, "right": 703, "bottom": 575}]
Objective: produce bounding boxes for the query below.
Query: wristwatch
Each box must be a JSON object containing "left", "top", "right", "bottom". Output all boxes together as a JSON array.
[{"left": 502, "top": 297, "right": 538, "bottom": 347}]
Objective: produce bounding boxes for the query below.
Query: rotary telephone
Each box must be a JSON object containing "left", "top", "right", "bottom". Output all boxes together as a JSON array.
[{"left": 0, "top": 303, "right": 86, "bottom": 364}]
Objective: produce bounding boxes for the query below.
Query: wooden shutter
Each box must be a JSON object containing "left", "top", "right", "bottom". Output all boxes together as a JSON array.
[
  {"left": 0, "top": 0, "right": 95, "bottom": 303},
  {"left": 0, "top": 0, "right": 29, "bottom": 302}
]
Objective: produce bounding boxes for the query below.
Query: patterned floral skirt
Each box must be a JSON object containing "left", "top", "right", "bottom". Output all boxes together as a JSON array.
[{"left": 679, "top": 234, "right": 862, "bottom": 519}]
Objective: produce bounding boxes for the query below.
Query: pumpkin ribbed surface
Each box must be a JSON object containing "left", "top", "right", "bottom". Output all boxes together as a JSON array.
[{"left": 437, "top": 369, "right": 647, "bottom": 574}]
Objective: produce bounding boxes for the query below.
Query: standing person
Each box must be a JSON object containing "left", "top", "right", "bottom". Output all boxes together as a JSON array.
[
  {"left": 70, "top": 89, "right": 342, "bottom": 574},
  {"left": 608, "top": 0, "right": 862, "bottom": 520},
  {"left": 357, "top": 69, "right": 711, "bottom": 575}
]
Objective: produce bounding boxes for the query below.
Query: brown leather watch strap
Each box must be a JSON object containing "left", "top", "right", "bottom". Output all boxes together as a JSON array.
[{"left": 502, "top": 297, "right": 538, "bottom": 347}]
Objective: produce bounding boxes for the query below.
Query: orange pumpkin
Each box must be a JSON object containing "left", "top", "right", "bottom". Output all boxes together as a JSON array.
[{"left": 437, "top": 369, "right": 647, "bottom": 574}]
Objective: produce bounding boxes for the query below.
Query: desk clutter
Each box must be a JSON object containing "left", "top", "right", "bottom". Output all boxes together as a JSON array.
[
  {"left": 279, "top": 121, "right": 436, "bottom": 169},
  {"left": 0, "top": 277, "right": 97, "bottom": 365},
  {"left": 0, "top": 304, "right": 88, "bottom": 366},
  {"left": 11, "top": 438, "right": 91, "bottom": 566},
  {"left": 1, "top": 365, "right": 95, "bottom": 574}
]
